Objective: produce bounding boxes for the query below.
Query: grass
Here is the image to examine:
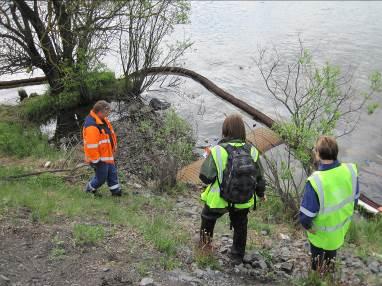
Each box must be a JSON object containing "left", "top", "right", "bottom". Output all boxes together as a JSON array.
[
  {"left": 292, "top": 269, "right": 344, "bottom": 286},
  {"left": 73, "top": 224, "right": 105, "bottom": 246},
  {"left": 194, "top": 248, "right": 221, "bottom": 270},
  {"left": 346, "top": 215, "right": 382, "bottom": 255},
  {"left": 0, "top": 121, "right": 57, "bottom": 159},
  {"left": 49, "top": 235, "right": 66, "bottom": 260},
  {"left": 0, "top": 165, "right": 189, "bottom": 260}
]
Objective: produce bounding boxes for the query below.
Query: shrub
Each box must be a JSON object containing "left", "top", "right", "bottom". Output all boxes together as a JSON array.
[
  {"left": 153, "top": 109, "right": 195, "bottom": 191},
  {"left": 19, "top": 69, "right": 118, "bottom": 123},
  {"left": 256, "top": 42, "right": 382, "bottom": 216}
]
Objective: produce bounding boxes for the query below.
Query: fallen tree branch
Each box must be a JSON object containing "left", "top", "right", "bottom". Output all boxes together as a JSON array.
[
  {"left": 0, "top": 163, "right": 89, "bottom": 180},
  {"left": 0, "top": 67, "right": 275, "bottom": 128},
  {"left": 0, "top": 76, "right": 47, "bottom": 89}
]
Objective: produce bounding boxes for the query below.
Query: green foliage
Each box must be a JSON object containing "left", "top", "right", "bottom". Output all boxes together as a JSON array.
[
  {"left": 293, "top": 271, "right": 334, "bottom": 286},
  {"left": 73, "top": 224, "right": 105, "bottom": 246},
  {"left": 157, "top": 109, "right": 195, "bottom": 164},
  {"left": 19, "top": 89, "right": 81, "bottom": 123},
  {"left": 0, "top": 167, "right": 189, "bottom": 259},
  {"left": 0, "top": 122, "right": 56, "bottom": 158},
  {"left": 19, "top": 69, "right": 118, "bottom": 123},
  {"left": 346, "top": 216, "right": 382, "bottom": 253},
  {"left": 368, "top": 103, "right": 380, "bottom": 115},
  {"left": 137, "top": 109, "right": 195, "bottom": 191},
  {"left": 194, "top": 249, "right": 220, "bottom": 270},
  {"left": 49, "top": 235, "right": 66, "bottom": 260},
  {"left": 259, "top": 46, "right": 382, "bottom": 216}
]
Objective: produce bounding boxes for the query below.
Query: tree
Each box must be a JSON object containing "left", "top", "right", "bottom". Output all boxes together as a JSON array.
[
  {"left": 118, "top": 0, "right": 191, "bottom": 96},
  {"left": 255, "top": 40, "right": 382, "bottom": 216},
  {"left": 0, "top": 0, "right": 128, "bottom": 94}
]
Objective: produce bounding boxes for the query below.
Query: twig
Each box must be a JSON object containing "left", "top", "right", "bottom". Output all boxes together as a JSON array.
[{"left": 0, "top": 163, "right": 89, "bottom": 180}]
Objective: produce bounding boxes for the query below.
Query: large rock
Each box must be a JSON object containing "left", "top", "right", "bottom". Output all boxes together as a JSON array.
[{"left": 149, "top": 98, "right": 171, "bottom": 111}]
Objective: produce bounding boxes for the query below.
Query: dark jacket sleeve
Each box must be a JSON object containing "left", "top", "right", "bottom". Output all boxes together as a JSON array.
[
  {"left": 299, "top": 181, "right": 320, "bottom": 230},
  {"left": 254, "top": 159, "right": 266, "bottom": 198},
  {"left": 199, "top": 153, "right": 217, "bottom": 185}
]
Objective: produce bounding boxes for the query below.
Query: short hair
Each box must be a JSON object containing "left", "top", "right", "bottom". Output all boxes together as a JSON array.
[
  {"left": 222, "top": 114, "right": 246, "bottom": 141},
  {"left": 93, "top": 100, "right": 111, "bottom": 113},
  {"left": 315, "top": 136, "right": 338, "bottom": 161}
]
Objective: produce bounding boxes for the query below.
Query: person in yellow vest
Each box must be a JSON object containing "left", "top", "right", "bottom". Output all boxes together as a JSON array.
[
  {"left": 300, "top": 136, "right": 359, "bottom": 272},
  {"left": 199, "top": 114, "right": 266, "bottom": 264}
]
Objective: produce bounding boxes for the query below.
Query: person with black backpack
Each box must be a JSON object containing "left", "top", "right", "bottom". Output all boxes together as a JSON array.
[{"left": 199, "top": 114, "right": 266, "bottom": 264}]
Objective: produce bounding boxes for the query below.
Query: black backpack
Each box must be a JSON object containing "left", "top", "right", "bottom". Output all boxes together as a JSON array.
[{"left": 219, "top": 144, "right": 258, "bottom": 204}]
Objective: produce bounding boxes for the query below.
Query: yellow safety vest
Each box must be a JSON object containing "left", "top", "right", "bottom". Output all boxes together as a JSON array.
[{"left": 201, "top": 143, "right": 259, "bottom": 210}]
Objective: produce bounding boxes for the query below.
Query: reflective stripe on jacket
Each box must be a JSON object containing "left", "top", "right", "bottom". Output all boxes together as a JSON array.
[
  {"left": 200, "top": 142, "right": 259, "bottom": 210},
  {"left": 83, "top": 110, "right": 117, "bottom": 164},
  {"left": 304, "top": 163, "right": 357, "bottom": 250}
]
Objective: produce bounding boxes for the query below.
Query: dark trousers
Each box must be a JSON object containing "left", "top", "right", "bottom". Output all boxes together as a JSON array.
[
  {"left": 310, "top": 243, "right": 337, "bottom": 271},
  {"left": 200, "top": 205, "right": 249, "bottom": 258},
  {"left": 86, "top": 162, "right": 121, "bottom": 194}
]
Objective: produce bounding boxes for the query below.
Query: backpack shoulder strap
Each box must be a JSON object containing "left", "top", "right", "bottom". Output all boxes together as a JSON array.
[{"left": 223, "top": 143, "right": 235, "bottom": 154}]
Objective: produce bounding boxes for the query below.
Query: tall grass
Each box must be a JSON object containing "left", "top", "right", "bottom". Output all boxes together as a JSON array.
[
  {"left": 346, "top": 216, "right": 382, "bottom": 254},
  {"left": 0, "top": 122, "right": 57, "bottom": 159}
]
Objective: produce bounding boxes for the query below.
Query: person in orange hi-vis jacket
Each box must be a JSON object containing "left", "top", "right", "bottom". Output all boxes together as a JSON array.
[{"left": 83, "top": 100, "right": 121, "bottom": 196}]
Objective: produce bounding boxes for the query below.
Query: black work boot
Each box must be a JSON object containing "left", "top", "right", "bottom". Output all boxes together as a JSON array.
[
  {"left": 228, "top": 246, "right": 244, "bottom": 265},
  {"left": 111, "top": 190, "right": 122, "bottom": 197}
]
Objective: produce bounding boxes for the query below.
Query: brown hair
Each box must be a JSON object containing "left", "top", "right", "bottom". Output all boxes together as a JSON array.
[
  {"left": 222, "top": 114, "right": 246, "bottom": 141},
  {"left": 315, "top": 136, "right": 338, "bottom": 161},
  {"left": 93, "top": 100, "right": 111, "bottom": 113}
]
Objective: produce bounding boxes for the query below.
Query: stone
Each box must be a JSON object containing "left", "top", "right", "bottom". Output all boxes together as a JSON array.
[
  {"left": 279, "top": 233, "right": 291, "bottom": 240},
  {"left": 102, "top": 267, "right": 110, "bottom": 272},
  {"left": 252, "top": 260, "right": 268, "bottom": 270},
  {"left": 139, "top": 277, "right": 154, "bottom": 286},
  {"left": 260, "top": 230, "right": 268, "bottom": 236},
  {"left": 149, "top": 98, "right": 171, "bottom": 111},
  {"left": 262, "top": 239, "right": 272, "bottom": 250},
  {"left": 368, "top": 261, "right": 380, "bottom": 273},
  {"left": 0, "top": 275, "right": 10, "bottom": 282},
  {"left": 220, "top": 246, "right": 230, "bottom": 254},
  {"left": 243, "top": 254, "right": 252, "bottom": 264},
  {"left": 183, "top": 209, "right": 197, "bottom": 217},
  {"left": 236, "top": 263, "right": 247, "bottom": 273},
  {"left": 44, "top": 161, "right": 51, "bottom": 168},
  {"left": 280, "top": 262, "right": 294, "bottom": 273},
  {"left": 194, "top": 269, "right": 205, "bottom": 279}
]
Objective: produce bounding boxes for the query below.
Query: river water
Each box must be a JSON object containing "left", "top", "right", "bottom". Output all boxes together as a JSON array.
[{"left": 1, "top": 1, "right": 381, "bottom": 203}]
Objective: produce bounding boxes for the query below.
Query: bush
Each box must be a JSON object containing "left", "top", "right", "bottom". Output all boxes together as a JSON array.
[
  {"left": 0, "top": 122, "right": 56, "bottom": 158},
  {"left": 19, "top": 70, "right": 118, "bottom": 123},
  {"left": 256, "top": 43, "right": 382, "bottom": 216},
  {"left": 145, "top": 109, "right": 195, "bottom": 191}
]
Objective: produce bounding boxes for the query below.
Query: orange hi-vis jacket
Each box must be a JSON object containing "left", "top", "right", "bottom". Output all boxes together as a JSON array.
[{"left": 83, "top": 110, "right": 117, "bottom": 164}]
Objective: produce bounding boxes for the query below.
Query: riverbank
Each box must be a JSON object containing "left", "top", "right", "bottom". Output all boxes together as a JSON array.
[{"left": 0, "top": 103, "right": 382, "bottom": 286}]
